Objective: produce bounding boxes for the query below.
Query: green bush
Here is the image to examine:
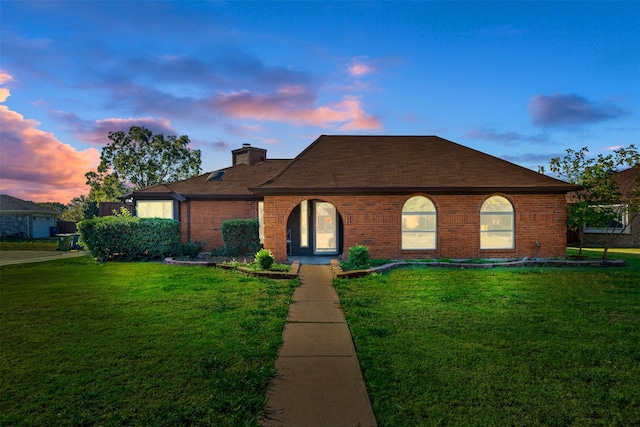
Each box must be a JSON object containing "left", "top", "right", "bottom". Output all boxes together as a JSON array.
[
  {"left": 180, "top": 240, "right": 206, "bottom": 258},
  {"left": 221, "top": 219, "right": 260, "bottom": 256},
  {"left": 255, "top": 249, "right": 275, "bottom": 270},
  {"left": 77, "top": 217, "right": 182, "bottom": 262},
  {"left": 346, "top": 244, "right": 371, "bottom": 270}
]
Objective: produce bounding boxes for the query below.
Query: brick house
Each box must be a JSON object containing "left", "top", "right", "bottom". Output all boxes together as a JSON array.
[
  {"left": 130, "top": 135, "right": 579, "bottom": 262},
  {"left": 581, "top": 166, "right": 639, "bottom": 248}
]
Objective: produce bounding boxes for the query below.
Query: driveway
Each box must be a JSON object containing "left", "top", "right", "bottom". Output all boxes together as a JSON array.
[{"left": 0, "top": 250, "right": 88, "bottom": 266}]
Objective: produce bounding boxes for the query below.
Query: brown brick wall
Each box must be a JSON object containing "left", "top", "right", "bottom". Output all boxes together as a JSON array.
[
  {"left": 179, "top": 200, "right": 258, "bottom": 250},
  {"left": 582, "top": 214, "right": 640, "bottom": 248},
  {"left": 262, "top": 193, "right": 568, "bottom": 262}
]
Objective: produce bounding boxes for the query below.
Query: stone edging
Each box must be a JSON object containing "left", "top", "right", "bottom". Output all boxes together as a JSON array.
[
  {"left": 164, "top": 257, "right": 300, "bottom": 279},
  {"left": 330, "top": 258, "right": 627, "bottom": 279}
]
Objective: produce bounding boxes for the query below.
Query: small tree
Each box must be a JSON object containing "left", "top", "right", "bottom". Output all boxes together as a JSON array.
[
  {"left": 58, "top": 195, "right": 96, "bottom": 222},
  {"left": 541, "top": 145, "right": 639, "bottom": 259}
]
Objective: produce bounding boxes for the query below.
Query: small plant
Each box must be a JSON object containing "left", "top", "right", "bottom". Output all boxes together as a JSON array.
[
  {"left": 112, "top": 206, "right": 132, "bottom": 217},
  {"left": 255, "top": 248, "right": 275, "bottom": 271},
  {"left": 346, "top": 244, "right": 371, "bottom": 270}
]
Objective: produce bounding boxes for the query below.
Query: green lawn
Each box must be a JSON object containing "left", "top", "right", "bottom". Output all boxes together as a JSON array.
[
  {"left": 335, "top": 248, "right": 640, "bottom": 426},
  {"left": 0, "top": 238, "right": 58, "bottom": 251},
  {"left": 0, "top": 257, "right": 297, "bottom": 426}
]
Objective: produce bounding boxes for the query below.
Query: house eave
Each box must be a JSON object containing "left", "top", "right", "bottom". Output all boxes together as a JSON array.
[
  {"left": 180, "top": 193, "right": 263, "bottom": 201},
  {"left": 129, "top": 192, "right": 261, "bottom": 201},
  {"left": 0, "top": 210, "right": 59, "bottom": 215},
  {"left": 127, "top": 192, "right": 186, "bottom": 202},
  {"left": 250, "top": 185, "right": 581, "bottom": 196}
]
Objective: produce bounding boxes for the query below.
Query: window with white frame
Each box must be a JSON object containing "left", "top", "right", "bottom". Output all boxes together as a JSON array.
[
  {"left": 402, "top": 196, "right": 437, "bottom": 249},
  {"left": 300, "top": 200, "right": 309, "bottom": 248},
  {"left": 584, "top": 204, "right": 630, "bottom": 234},
  {"left": 480, "top": 196, "right": 514, "bottom": 249},
  {"left": 136, "top": 200, "right": 174, "bottom": 219},
  {"left": 258, "top": 201, "right": 264, "bottom": 244}
]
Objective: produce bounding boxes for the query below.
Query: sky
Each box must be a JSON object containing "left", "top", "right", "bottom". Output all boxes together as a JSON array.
[{"left": 1, "top": 1, "right": 639, "bottom": 204}]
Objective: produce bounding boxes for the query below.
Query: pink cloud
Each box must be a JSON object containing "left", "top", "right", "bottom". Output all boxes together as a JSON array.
[
  {"left": 348, "top": 63, "right": 373, "bottom": 78},
  {"left": 214, "top": 86, "right": 381, "bottom": 130},
  {"left": 0, "top": 70, "right": 13, "bottom": 102},
  {"left": 347, "top": 57, "right": 375, "bottom": 78},
  {"left": 0, "top": 76, "right": 100, "bottom": 203}
]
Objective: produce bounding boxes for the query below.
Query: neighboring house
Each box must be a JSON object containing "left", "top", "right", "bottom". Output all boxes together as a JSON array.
[
  {"left": 0, "top": 195, "right": 60, "bottom": 239},
  {"left": 581, "top": 166, "right": 639, "bottom": 248},
  {"left": 130, "top": 136, "right": 580, "bottom": 262}
]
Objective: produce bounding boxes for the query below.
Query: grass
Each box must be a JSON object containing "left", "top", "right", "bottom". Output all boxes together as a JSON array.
[
  {"left": 0, "top": 256, "right": 297, "bottom": 426},
  {"left": 334, "top": 248, "right": 640, "bottom": 426},
  {"left": 221, "top": 259, "right": 292, "bottom": 272},
  {"left": 0, "top": 238, "right": 58, "bottom": 251}
]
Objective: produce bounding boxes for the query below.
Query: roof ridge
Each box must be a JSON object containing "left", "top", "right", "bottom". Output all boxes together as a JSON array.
[{"left": 251, "top": 135, "right": 325, "bottom": 189}]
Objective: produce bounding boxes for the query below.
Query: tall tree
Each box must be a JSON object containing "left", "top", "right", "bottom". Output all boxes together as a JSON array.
[
  {"left": 37, "top": 201, "right": 66, "bottom": 213},
  {"left": 85, "top": 170, "right": 129, "bottom": 202},
  {"left": 540, "top": 145, "right": 639, "bottom": 259},
  {"left": 85, "top": 126, "right": 202, "bottom": 198}
]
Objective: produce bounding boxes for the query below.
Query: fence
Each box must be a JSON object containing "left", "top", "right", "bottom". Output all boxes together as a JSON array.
[{"left": 98, "top": 202, "right": 136, "bottom": 217}]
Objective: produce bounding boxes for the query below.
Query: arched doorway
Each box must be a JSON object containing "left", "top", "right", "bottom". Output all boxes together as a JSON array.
[{"left": 286, "top": 200, "right": 344, "bottom": 257}]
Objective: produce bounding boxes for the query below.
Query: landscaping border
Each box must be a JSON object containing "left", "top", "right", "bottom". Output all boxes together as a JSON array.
[
  {"left": 331, "top": 258, "right": 627, "bottom": 279},
  {"left": 164, "top": 257, "right": 299, "bottom": 279}
]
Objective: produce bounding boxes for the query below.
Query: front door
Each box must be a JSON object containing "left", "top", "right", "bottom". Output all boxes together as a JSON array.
[{"left": 314, "top": 201, "right": 338, "bottom": 254}]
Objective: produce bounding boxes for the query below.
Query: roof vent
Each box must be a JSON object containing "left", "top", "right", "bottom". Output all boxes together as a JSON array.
[{"left": 207, "top": 170, "right": 225, "bottom": 181}]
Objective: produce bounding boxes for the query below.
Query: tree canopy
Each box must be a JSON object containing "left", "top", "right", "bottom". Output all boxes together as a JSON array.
[{"left": 85, "top": 126, "right": 202, "bottom": 201}]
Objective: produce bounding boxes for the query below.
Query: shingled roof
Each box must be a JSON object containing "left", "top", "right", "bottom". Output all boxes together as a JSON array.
[
  {"left": 132, "top": 159, "right": 291, "bottom": 200},
  {"left": 251, "top": 135, "right": 580, "bottom": 195},
  {"left": 613, "top": 166, "right": 639, "bottom": 194},
  {"left": 0, "top": 195, "right": 60, "bottom": 215}
]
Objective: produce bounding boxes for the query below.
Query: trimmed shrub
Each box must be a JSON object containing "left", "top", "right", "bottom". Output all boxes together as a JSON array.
[
  {"left": 221, "top": 219, "right": 260, "bottom": 256},
  {"left": 255, "top": 249, "right": 275, "bottom": 270},
  {"left": 346, "top": 244, "right": 371, "bottom": 270},
  {"left": 180, "top": 240, "right": 206, "bottom": 258},
  {"left": 77, "top": 217, "right": 182, "bottom": 262}
]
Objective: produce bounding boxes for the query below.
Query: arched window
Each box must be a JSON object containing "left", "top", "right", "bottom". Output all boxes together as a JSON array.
[
  {"left": 480, "top": 196, "right": 514, "bottom": 249},
  {"left": 402, "top": 196, "right": 436, "bottom": 249}
]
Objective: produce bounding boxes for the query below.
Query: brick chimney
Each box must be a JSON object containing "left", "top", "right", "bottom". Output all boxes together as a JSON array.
[{"left": 232, "top": 143, "right": 267, "bottom": 166}]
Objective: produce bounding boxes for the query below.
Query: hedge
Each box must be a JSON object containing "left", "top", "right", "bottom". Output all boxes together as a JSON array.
[
  {"left": 221, "top": 219, "right": 260, "bottom": 256},
  {"left": 77, "top": 216, "right": 182, "bottom": 262}
]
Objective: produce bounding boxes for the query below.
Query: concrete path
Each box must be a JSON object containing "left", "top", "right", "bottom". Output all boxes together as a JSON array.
[
  {"left": 261, "top": 264, "right": 377, "bottom": 427},
  {"left": 0, "top": 250, "right": 87, "bottom": 266}
]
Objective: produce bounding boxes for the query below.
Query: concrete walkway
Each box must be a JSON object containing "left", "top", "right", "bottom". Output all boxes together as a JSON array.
[
  {"left": 261, "top": 264, "right": 377, "bottom": 427},
  {"left": 0, "top": 250, "right": 87, "bottom": 266}
]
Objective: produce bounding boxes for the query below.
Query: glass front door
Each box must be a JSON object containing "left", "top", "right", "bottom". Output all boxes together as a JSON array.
[{"left": 314, "top": 202, "right": 337, "bottom": 254}]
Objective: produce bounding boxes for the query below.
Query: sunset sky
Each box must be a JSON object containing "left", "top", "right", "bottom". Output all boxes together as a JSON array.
[{"left": 1, "top": 1, "right": 638, "bottom": 203}]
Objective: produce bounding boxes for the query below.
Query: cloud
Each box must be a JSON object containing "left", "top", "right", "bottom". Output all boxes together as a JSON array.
[
  {"left": 501, "top": 152, "right": 563, "bottom": 167},
  {"left": 213, "top": 86, "right": 381, "bottom": 130},
  {"left": 225, "top": 123, "right": 262, "bottom": 136},
  {"left": 348, "top": 58, "right": 374, "bottom": 78},
  {"left": 604, "top": 145, "right": 623, "bottom": 151},
  {"left": 209, "top": 138, "right": 230, "bottom": 151},
  {"left": 0, "top": 70, "right": 13, "bottom": 102},
  {"left": 52, "top": 111, "right": 177, "bottom": 145},
  {"left": 465, "top": 128, "right": 549, "bottom": 144},
  {"left": 528, "top": 93, "right": 626, "bottom": 127},
  {"left": 0, "top": 74, "right": 100, "bottom": 203}
]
